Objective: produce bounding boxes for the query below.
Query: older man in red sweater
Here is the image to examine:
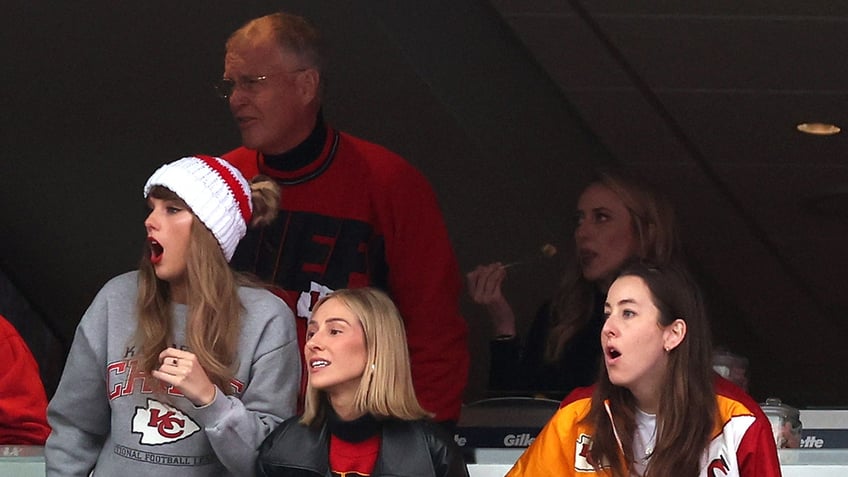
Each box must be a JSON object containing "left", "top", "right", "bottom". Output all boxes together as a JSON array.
[{"left": 217, "top": 12, "right": 469, "bottom": 424}]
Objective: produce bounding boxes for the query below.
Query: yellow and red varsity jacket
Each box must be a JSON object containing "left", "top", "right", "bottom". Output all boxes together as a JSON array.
[{"left": 507, "top": 376, "right": 782, "bottom": 477}]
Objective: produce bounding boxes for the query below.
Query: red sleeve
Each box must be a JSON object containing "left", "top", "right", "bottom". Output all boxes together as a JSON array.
[
  {"left": 375, "top": 155, "right": 469, "bottom": 422},
  {"left": 0, "top": 316, "right": 51, "bottom": 445},
  {"left": 736, "top": 411, "right": 782, "bottom": 477},
  {"left": 715, "top": 376, "right": 782, "bottom": 477}
]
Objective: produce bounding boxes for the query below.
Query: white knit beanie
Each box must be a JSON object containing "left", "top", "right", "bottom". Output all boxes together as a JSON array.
[{"left": 143, "top": 155, "right": 252, "bottom": 262}]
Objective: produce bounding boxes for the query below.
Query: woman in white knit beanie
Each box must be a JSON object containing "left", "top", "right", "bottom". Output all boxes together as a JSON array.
[{"left": 46, "top": 155, "right": 301, "bottom": 477}]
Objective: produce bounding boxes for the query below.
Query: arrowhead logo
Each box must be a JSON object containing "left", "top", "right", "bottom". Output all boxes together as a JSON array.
[{"left": 132, "top": 398, "right": 200, "bottom": 445}]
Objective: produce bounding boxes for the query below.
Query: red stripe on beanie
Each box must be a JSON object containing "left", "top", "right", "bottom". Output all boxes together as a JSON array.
[{"left": 195, "top": 155, "right": 252, "bottom": 224}]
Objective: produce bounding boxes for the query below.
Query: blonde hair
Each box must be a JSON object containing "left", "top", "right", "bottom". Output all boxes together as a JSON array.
[
  {"left": 300, "top": 288, "right": 432, "bottom": 425},
  {"left": 249, "top": 175, "right": 280, "bottom": 227},
  {"left": 135, "top": 177, "right": 280, "bottom": 394},
  {"left": 546, "top": 168, "right": 680, "bottom": 362}
]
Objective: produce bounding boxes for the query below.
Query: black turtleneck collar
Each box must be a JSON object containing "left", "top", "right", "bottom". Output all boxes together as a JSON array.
[
  {"left": 327, "top": 409, "right": 381, "bottom": 443},
  {"left": 262, "top": 111, "right": 328, "bottom": 172}
]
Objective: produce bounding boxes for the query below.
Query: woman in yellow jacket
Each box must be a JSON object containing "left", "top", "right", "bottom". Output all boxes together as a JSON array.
[{"left": 508, "top": 262, "right": 781, "bottom": 477}]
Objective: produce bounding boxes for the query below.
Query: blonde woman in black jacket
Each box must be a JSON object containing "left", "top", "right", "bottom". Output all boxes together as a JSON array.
[{"left": 257, "top": 288, "right": 468, "bottom": 477}]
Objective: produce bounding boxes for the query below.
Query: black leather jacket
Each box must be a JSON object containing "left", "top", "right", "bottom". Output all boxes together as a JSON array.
[{"left": 256, "top": 416, "right": 469, "bottom": 477}]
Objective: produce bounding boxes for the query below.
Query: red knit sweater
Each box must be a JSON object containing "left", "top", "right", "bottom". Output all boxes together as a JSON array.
[{"left": 224, "top": 126, "right": 468, "bottom": 422}]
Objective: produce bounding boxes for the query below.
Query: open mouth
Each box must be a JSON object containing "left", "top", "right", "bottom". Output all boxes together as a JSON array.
[
  {"left": 579, "top": 249, "right": 597, "bottom": 266},
  {"left": 148, "top": 238, "right": 164, "bottom": 264},
  {"left": 607, "top": 347, "right": 621, "bottom": 360},
  {"left": 310, "top": 359, "right": 330, "bottom": 369}
]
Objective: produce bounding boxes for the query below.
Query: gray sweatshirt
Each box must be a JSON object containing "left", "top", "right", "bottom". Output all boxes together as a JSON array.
[{"left": 45, "top": 271, "right": 300, "bottom": 477}]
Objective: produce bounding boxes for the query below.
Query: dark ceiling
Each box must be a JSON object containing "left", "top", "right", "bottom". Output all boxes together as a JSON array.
[
  {"left": 2, "top": 1, "right": 846, "bottom": 408},
  {"left": 490, "top": 0, "right": 848, "bottom": 407}
]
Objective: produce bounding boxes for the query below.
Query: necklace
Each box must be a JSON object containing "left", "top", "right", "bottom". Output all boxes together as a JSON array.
[{"left": 634, "top": 408, "right": 658, "bottom": 463}]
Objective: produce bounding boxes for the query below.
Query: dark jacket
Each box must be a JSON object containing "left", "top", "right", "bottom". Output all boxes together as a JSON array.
[
  {"left": 257, "top": 416, "right": 469, "bottom": 477},
  {"left": 489, "top": 299, "right": 604, "bottom": 400}
]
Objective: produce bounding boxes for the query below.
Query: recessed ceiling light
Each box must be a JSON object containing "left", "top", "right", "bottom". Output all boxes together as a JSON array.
[{"left": 796, "top": 122, "right": 841, "bottom": 136}]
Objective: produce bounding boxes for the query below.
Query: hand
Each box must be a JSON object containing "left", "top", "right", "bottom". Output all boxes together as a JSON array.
[
  {"left": 466, "top": 262, "right": 507, "bottom": 306},
  {"left": 151, "top": 347, "right": 217, "bottom": 406},
  {"left": 466, "top": 262, "right": 516, "bottom": 336}
]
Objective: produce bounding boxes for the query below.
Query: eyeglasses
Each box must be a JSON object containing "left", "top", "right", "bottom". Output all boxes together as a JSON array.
[{"left": 213, "top": 68, "right": 308, "bottom": 99}]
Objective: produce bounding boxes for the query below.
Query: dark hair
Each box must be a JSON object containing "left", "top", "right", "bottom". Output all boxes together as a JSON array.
[{"left": 585, "top": 262, "right": 715, "bottom": 477}]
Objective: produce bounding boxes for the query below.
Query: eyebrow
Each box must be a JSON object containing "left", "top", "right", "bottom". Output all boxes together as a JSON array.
[
  {"left": 576, "top": 206, "right": 613, "bottom": 215},
  {"left": 306, "top": 317, "right": 351, "bottom": 327},
  {"left": 605, "top": 298, "right": 639, "bottom": 308}
]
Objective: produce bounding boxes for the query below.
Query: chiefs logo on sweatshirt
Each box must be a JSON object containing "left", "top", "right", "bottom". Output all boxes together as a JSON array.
[{"left": 131, "top": 399, "right": 200, "bottom": 444}]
